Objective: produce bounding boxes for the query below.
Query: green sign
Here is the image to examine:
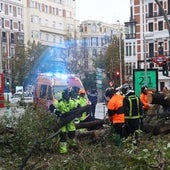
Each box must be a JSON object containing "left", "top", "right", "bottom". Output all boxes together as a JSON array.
[{"left": 133, "top": 69, "right": 158, "bottom": 97}]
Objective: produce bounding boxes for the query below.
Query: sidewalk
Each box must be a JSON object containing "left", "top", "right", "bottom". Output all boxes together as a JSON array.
[{"left": 0, "top": 103, "right": 108, "bottom": 119}]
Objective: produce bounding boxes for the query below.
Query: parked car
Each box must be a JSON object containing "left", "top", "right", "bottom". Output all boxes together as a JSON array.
[
  {"left": 19, "top": 93, "right": 33, "bottom": 106},
  {"left": 10, "top": 93, "right": 22, "bottom": 104}
]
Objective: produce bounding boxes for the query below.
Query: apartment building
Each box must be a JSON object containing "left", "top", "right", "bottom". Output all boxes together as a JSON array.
[
  {"left": 124, "top": 0, "right": 170, "bottom": 90},
  {"left": 23, "top": 0, "right": 77, "bottom": 46},
  {"left": 79, "top": 20, "right": 122, "bottom": 72},
  {"left": 0, "top": 0, "right": 24, "bottom": 76}
]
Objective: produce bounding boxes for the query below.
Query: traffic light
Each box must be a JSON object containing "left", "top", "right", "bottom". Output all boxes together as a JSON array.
[
  {"left": 162, "top": 62, "right": 168, "bottom": 76},
  {"left": 116, "top": 71, "right": 120, "bottom": 79},
  {"left": 6, "top": 78, "right": 10, "bottom": 85}
]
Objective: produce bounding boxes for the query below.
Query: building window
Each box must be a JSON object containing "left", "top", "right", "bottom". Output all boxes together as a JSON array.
[
  {"left": 45, "top": 5, "right": 49, "bottom": 13},
  {"left": 148, "top": 3, "right": 153, "bottom": 17},
  {"left": 0, "top": 3, "right": 3, "bottom": 11},
  {"left": 129, "top": 44, "right": 132, "bottom": 56},
  {"left": 91, "top": 37, "right": 98, "bottom": 46},
  {"left": 133, "top": 43, "right": 136, "bottom": 55},
  {"left": 18, "top": 7, "right": 21, "bottom": 16},
  {"left": 11, "top": 33, "right": 14, "bottom": 43},
  {"left": 168, "top": 0, "right": 170, "bottom": 14},
  {"left": 85, "top": 26, "right": 87, "bottom": 32},
  {"left": 92, "top": 24, "right": 96, "bottom": 32},
  {"left": 10, "top": 20, "right": 13, "bottom": 30},
  {"left": 9, "top": 5, "right": 12, "bottom": 14},
  {"left": 158, "top": 21, "right": 163, "bottom": 31},
  {"left": 2, "top": 18, "right": 4, "bottom": 28},
  {"left": 158, "top": 42, "right": 163, "bottom": 55},
  {"left": 148, "top": 22, "right": 153, "bottom": 31},
  {"left": 158, "top": 1, "right": 163, "bottom": 16},
  {"left": 149, "top": 43, "right": 154, "bottom": 57},
  {"left": 126, "top": 45, "right": 128, "bottom": 56},
  {"left": 58, "top": 9, "right": 62, "bottom": 16},
  {"left": 92, "top": 49, "right": 97, "bottom": 57}
]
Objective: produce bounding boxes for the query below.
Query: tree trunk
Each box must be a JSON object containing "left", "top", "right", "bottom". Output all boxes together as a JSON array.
[
  {"left": 76, "top": 119, "right": 106, "bottom": 130},
  {"left": 143, "top": 122, "right": 170, "bottom": 135},
  {"left": 147, "top": 92, "right": 170, "bottom": 107},
  {"left": 76, "top": 129, "right": 107, "bottom": 138}
]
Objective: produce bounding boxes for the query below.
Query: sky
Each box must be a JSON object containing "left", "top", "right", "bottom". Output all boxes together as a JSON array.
[{"left": 76, "top": 0, "right": 130, "bottom": 24}]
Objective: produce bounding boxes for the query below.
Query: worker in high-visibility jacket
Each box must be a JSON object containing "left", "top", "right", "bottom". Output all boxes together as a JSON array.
[
  {"left": 54, "top": 88, "right": 78, "bottom": 154},
  {"left": 105, "top": 87, "right": 125, "bottom": 146},
  {"left": 122, "top": 83, "right": 143, "bottom": 138},
  {"left": 76, "top": 89, "right": 89, "bottom": 121},
  {"left": 140, "top": 85, "right": 152, "bottom": 115},
  {"left": 75, "top": 89, "right": 97, "bottom": 130}
]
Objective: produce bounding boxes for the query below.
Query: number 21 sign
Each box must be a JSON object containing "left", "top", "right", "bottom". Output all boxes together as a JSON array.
[{"left": 133, "top": 69, "right": 158, "bottom": 97}]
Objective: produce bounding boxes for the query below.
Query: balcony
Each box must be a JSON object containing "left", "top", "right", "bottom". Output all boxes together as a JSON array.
[
  {"left": 2, "top": 37, "right": 7, "bottom": 42},
  {"left": 125, "top": 33, "right": 136, "bottom": 39}
]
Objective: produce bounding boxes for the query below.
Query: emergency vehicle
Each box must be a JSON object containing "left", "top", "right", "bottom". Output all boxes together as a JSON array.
[{"left": 33, "top": 73, "right": 85, "bottom": 110}]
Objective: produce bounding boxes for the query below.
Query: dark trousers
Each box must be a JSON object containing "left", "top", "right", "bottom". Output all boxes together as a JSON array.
[
  {"left": 124, "top": 119, "right": 139, "bottom": 138},
  {"left": 90, "top": 103, "right": 96, "bottom": 117},
  {"left": 113, "top": 123, "right": 124, "bottom": 138}
]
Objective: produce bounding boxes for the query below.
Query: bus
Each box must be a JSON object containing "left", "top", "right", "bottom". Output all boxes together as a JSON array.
[{"left": 33, "top": 73, "right": 85, "bottom": 110}]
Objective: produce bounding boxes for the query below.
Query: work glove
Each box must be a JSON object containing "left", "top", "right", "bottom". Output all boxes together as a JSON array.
[
  {"left": 77, "top": 103, "right": 81, "bottom": 108},
  {"left": 49, "top": 104, "right": 56, "bottom": 113},
  {"left": 74, "top": 118, "right": 80, "bottom": 124},
  {"left": 54, "top": 110, "right": 62, "bottom": 118}
]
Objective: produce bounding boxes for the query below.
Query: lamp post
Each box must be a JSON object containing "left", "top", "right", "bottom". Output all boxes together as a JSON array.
[
  {"left": 117, "top": 20, "right": 122, "bottom": 86},
  {"left": 143, "top": 31, "right": 154, "bottom": 86}
]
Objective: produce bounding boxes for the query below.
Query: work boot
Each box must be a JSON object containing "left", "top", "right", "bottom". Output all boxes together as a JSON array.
[
  {"left": 59, "top": 142, "right": 68, "bottom": 154},
  {"left": 114, "top": 133, "right": 121, "bottom": 146},
  {"left": 69, "top": 139, "right": 79, "bottom": 151}
]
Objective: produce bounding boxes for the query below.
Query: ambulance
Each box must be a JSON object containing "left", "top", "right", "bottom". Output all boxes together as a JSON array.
[{"left": 33, "top": 73, "right": 85, "bottom": 110}]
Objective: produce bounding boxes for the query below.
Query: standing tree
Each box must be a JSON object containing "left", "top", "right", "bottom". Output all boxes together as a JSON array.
[{"left": 104, "top": 34, "right": 124, "bottom": 86}]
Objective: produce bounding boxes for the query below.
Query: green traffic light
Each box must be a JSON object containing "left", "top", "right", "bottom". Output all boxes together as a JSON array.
[{"left": 162, "top": 70, "right": 168, "bottom": 76}]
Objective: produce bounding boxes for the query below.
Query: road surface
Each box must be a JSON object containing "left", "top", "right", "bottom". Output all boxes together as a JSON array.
[{"left": 0, "top": 103, "right": 107, "bottom": 119}]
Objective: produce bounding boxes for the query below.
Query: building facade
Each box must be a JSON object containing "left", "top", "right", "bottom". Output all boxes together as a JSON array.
[
  {"left": 79, "top": 20, "right": 122, "bottom": 72},
  {"left": 124, "top": 0, "right": 170, "bottom": 90},
  {"left": 23, "top": 0, "right": 78, "bottom": 46},
  {"left": 0, "top": 0, "right": 24, "bottom": 80}
]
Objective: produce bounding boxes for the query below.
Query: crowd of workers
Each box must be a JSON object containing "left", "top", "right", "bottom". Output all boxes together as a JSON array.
[{"left": 49, "top": 82, "right": 169, "bottom": 154}]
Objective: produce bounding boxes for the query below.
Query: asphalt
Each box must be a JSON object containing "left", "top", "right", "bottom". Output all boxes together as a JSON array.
[{"left": 0, "top": 102, "right": 107, "bottom": 119}]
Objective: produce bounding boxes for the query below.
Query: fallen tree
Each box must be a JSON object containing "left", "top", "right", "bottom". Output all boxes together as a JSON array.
[
  {"left": 19, "top": 105, "right": 92, "bottom": 170},
  {"left": 147, "top": 92, "right": 170, "bottom": 107}
]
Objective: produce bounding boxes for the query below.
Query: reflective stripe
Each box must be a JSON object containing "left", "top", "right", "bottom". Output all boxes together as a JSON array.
[
  {"left": 125, "top": 116, "right": 140, "bottom": 119},
  {"left": 127, "top": 95, "right": 140, "bottom": 119}
]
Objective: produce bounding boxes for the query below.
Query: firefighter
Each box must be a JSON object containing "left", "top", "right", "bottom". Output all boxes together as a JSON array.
[
  {"left": 140, "top": 85, "right": 152, "bottom": 115},
  {"left": 76, "top": 89, "right": 99, "bottom": 131},
  {"left": 122, "top": 84, "right": 143, "bottom": 138},
  {"left": 105, "top": 87, "right": 125, "bottom": 146},
  {"left": 77, "top": 89, "right": 89, "bottom": 121},
  {"left": 55, "top": 88, "right": 78, "bottom": 154}
]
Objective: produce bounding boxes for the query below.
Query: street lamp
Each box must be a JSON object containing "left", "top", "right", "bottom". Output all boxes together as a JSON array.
[
  {"left": 144, "top": 32, "right": 154, "bottom": 86},
  {"left": 117, "top": 20, "right": 122, "bottom": 86},
  {"left": 142, "top": 0, "right": 154, "bottom": 85}
]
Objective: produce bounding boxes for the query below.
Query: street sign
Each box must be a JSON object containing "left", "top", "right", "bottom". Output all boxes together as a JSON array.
[
  {"left": 133, "top": 69, "right": 158, "bottom": 97},
  {"left": 152, "top": 55, "right": 168, "bottom": 66}
]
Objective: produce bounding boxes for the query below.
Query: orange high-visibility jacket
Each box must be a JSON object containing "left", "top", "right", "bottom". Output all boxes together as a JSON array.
[
  {"left": 140, "top": 93, "right": 150, "bottom": 110},
  {"left": 107, "top": 93, "right": 125, "bottom": 124}
]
